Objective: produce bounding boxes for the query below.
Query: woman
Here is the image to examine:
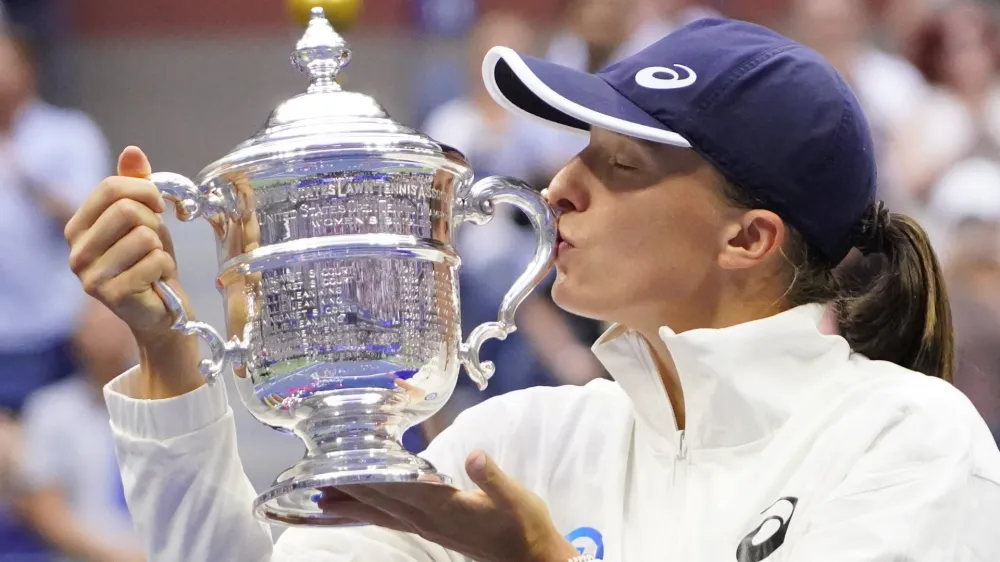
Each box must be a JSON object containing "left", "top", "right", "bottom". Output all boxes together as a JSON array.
[{"left": 64, "top": 18, "right": 999, "bottom": 562}]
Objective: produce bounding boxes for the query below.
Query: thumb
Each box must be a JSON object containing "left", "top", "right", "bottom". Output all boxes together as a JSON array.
[
  {"left": 465, "top": 449, "right": 523, "bottom": 506},
  {"left": 117, "top": 146, "right": 152, "bottom": 178},
  {"left": 117, "top": 146, "right": 175, "bottom": 257}
]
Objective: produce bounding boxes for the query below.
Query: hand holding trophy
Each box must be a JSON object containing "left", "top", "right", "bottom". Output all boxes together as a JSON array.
[{"left": 70, "top": 8, "right": 557, "bottom": 527}]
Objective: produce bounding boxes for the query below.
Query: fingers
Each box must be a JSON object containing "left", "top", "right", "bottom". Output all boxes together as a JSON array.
[
  {"left": 71, "top": 194, "right": 180, "bottom": 306},
  {"left": 337, "top": 484, "right": 446, "bottom": 526},
  {"left": 65, "top": 146, "right": 161, "bottom": 244},
  {"left": 118, "top": 146, "right": 152, "bottom": 178},
  {"left": 343, "top": 481, "right": 459, "bottom": 512},
  {"left": 317, "top": 489, "right": 413, "bottom": 534},
  {"left": 85, "top": 249, "right": 176, "bottom": 308},
  {"left": 465, "top": 450, "right": 522, "bottom": 507},
  {"left": 65, "top": 176, "right": 165, "bottom": 244},
  {"left": 69, "top": 198, "right": 172, "bottom": 275},
  {"left": 316, "top": 486, "right": 353, "bottom": 503},
  {"left": 81, "top": 226, "right": 163, "bottom": 290}
]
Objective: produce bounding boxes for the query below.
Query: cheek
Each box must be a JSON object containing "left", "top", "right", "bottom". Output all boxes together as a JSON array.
[
  {"left": 620, "top": 213, "right": 718, "bottom": 295},
  {"left": 552, "top": 203, "right": 719, "bottom": 317}
]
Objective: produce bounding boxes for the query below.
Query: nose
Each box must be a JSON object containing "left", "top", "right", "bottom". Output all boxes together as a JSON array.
[{"left": 544, "top": 158, "right": 589, "bottom": 215}]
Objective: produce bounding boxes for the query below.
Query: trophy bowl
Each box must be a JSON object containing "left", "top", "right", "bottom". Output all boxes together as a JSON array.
[{"left": 146, "top": 8, "right": 556, "bottom": 527}]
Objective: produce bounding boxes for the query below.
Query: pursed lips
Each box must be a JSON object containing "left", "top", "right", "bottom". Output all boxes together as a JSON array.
[{"left": 556, "top": 227, "right": 576, "bottom": 258}]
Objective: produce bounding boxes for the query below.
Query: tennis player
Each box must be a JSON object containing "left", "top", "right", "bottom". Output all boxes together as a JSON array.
[{"left": 64, "top": 18, "right": 1000, "bottom": 562}]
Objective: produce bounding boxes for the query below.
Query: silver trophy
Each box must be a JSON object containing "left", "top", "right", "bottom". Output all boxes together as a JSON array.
[{"left": 147, "top": 8, "right": 556, "bottom": 526}]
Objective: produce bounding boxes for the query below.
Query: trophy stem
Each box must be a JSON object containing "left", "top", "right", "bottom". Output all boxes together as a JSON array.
[
  {"left": 252, "top": 391, "right": 451, "bottom": 526},
  {"left": 297, "top": 402, "right": 408, "bottom": 457}
]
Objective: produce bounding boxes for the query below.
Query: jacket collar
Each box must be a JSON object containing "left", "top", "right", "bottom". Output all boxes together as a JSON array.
[{"left": 592, "top": 304, "right": 852, "bottom": 452}]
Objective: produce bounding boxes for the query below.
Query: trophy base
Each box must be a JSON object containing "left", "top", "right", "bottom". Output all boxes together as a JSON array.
[{"left": 252, "top": 448, "right": 452, "bottom": 527}]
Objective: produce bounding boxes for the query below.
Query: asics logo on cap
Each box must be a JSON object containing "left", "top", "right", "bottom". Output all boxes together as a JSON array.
[{"left": 635, "top": 64, "right": 697, "bottom": 89}]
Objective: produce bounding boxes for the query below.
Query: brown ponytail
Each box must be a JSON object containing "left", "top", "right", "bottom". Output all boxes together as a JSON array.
[
  {"left": 721, "top": 181, "right": 956, "bottom": 380},
  {"left": 835, "top": 214, "right": 955, "bottom": 381}
]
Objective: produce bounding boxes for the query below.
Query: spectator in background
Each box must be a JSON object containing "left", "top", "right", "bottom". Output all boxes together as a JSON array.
[
  {"left": 10, "top": 299, "right": 143, "bottom": 562},
  {"left": 0, "top": 0, "right": 67, "bottom": 105},
  {"left": 546, "top": 0, "right": 644, "bottom": 74},
  {"left": 0, "top": 27, "right": 108, "bottom": 562},
  {"left": 892, "top": 1, "right": 1000, "bottom": 206},
  {"left": 0, "top": 28, "right": 108, "bottom": 413},
  {"left": 951, "top": 292, "right": 1000, "bottom": 445},
  {"left": 423, "top": 12, "right": 544, "bottom": 185},
  {"left": 0, "top": 411, "right": 48, "bottom": 562},
  {"left": 927, "top": 156, "right": 1000, "bottom": 444},
  {"left": 531, "top": 0, "right": 654, "bottom": 179},
  {"left": 632, "top": 0, "right": 720, "bottom": 47},
  {"left": 874, "top": 0, "right": 949, "bottom": 55},
  {"left": 788, "top": 0, "right": 928, "bottom": 206},
  {"left": 420, "top": 12, "right": 605, "bottom": 442}
]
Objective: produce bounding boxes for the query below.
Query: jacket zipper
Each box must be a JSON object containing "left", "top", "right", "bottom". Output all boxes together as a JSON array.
[
  {"left": 670, "top": 429, "right": 689, "bottom": 558},
  {"left": 631, "top": 332, "right": 691, "bottom": 558}
]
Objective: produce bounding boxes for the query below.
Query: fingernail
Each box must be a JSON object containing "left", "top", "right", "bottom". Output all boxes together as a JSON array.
[{"left": 469, "top": 451, "right": 487, "bottom": 474}]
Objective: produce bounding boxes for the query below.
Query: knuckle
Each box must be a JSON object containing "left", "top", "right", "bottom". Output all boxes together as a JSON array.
[
  {"left": 108, "top": 199, "right": 138, "bottom": 226},
  {"left": 153, "top": 248, "right": 177, "bottom": 273},
  {"left": 133, "top": 225, "right": 163, "bottom": 251},
  {"left": 98, "top": 285, "right": 124, "bottom": 308},
  {"left": 99, "top": 177, "right": 123, "bottom": 200},
  {"left": 79, "top": 272, "right": 102, "bottom": 297},
  {"left": 141, "top": 179, "right": 161, "bottom": 199},
  {"left": 67, "top": 246, "right": 87, "bottom": 274},
  {"left": 156, "top": 247, "right": 173, "bottom": 262}
]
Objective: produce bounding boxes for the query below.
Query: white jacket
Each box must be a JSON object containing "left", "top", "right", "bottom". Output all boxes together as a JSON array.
[{"left": 105, "top": 304, "right": 1000, "bottom": 562}]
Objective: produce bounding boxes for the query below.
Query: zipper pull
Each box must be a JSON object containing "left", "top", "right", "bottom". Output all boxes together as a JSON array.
[{"left": 678, "top": 430, "right": 688, "bottom": 459}]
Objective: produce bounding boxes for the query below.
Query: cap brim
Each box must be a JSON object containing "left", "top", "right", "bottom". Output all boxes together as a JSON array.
[{"left": 483, "top": 46, "right": 691, "bottom": 148}]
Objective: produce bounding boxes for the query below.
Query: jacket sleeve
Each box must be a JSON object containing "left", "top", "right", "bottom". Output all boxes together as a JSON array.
[
  {"left": 105, "top": 367, "right": 469, "bottom": 562},
  {"left": 784, "top": 399, "right": 1000, "bottom": 562}
]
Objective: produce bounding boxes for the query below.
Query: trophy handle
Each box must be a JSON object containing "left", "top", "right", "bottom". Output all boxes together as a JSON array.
[
  {"left": 148, "top": 172, "right": 247, "bottom": 384},
  {"left": 455, "top": 176, "right": 558, "bottom": 390}
]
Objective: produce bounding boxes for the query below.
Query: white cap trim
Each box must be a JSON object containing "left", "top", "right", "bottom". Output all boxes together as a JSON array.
[{"left": 482, "top": 46, "right": 692, "bottom": 148}]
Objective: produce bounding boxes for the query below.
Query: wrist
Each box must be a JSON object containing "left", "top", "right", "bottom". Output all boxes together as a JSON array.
[{"left": 137, "top": 331, "right": 205, "bottom": 399}]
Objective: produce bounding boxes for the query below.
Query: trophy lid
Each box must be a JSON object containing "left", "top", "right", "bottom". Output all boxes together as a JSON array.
[{"left": 196, "top": 7, "right": 467, "bottom": 184}]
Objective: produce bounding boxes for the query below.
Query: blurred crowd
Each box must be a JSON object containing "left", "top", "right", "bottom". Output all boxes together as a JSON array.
[{"left": 1, "top": 0, "right": 1000, "bottom": 560}]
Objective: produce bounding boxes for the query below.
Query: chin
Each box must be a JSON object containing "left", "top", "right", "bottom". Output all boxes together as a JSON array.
[{"left": 550, "top": 274, "right": 614, "bottom": 323}]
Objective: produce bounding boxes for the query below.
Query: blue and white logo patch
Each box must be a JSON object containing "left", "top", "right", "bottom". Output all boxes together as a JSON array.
[{"left": 565, "top": 527, "right": 604, "bottom": 559}]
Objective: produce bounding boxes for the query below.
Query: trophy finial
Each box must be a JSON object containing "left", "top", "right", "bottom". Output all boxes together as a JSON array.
[{"left": 292, "top": 7, "right": 352, "bottom": 93}]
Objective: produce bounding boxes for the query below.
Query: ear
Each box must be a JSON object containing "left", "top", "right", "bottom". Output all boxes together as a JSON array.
[{"left": 718, "top": 210, "right": 785, "bottom": 270}]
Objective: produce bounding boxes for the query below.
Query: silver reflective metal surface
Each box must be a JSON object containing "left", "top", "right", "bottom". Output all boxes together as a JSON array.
[{"left": 147, "top": 7, "right": 557, "bottom": 527}]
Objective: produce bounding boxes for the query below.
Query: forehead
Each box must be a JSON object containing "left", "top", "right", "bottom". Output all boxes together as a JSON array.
[
  {"left": 589, "top": 128, "right": 711, "bottom": 172},
  {"left": 581, "top": 128, "right": 733, "bottom": 210}
]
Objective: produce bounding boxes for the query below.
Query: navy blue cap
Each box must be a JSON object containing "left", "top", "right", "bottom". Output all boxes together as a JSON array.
[{"left": 483, "top": 17, "right": 877, "bottom": 264}]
